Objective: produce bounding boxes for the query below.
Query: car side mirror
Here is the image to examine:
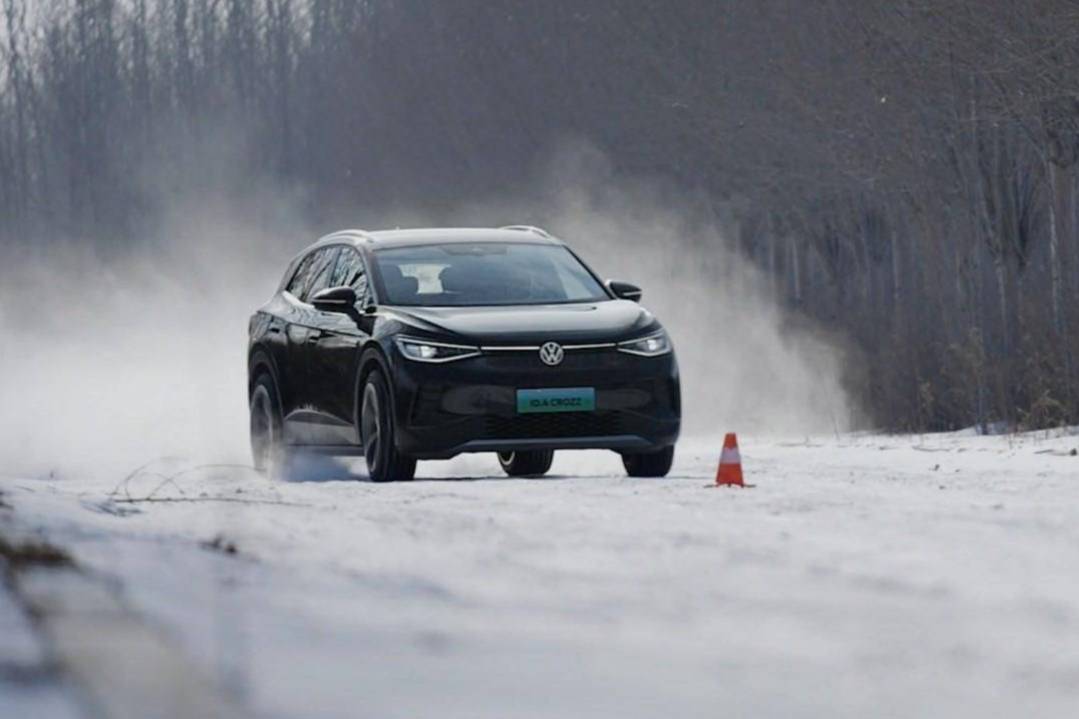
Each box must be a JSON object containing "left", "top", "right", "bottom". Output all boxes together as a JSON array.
[
  {"left": 311, "top": 286, "right": 357, "bottom": 312},
  {"left": 606, "top": 280, "right": 643, "bottom": 302}
]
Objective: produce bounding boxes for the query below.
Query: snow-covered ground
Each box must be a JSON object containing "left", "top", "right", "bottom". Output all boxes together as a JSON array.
[{"left": 2, "top": 430, "right": 1078, "bottom": 719}]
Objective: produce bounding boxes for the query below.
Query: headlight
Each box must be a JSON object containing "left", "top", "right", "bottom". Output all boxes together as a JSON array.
[
  {"left": 395, "top": 337, "right": 481, "bottom": 363},
  {"left": 617, "top": 330, "right": 672, "bottom": 357}
]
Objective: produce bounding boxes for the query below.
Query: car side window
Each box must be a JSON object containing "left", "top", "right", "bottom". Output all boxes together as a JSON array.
[
  {"left": 285, "top": 252, "right": 317, "bottom": 298},
  {"left": 331, "top": 248, "right": 370, "bottom": 304},
  {"left": 304, "top": 247, "right": 341, "bottom": 301}
]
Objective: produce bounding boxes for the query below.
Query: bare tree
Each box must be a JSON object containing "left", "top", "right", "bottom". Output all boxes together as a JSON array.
[{"left": 1, "top": 0, "right": 1077, "bottom": 431}]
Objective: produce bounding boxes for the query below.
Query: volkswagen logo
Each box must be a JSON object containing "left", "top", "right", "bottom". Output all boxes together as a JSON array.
[{"left": 539, "top": 341, "right": 565, "bottom": 366}]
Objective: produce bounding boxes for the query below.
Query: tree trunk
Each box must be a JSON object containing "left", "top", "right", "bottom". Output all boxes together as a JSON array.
[
  {"left": 1072, "top": 164, "right": 1079, "bottom": 300},
  {"left": 994, "top": 258, "right": 1008, "bottom": 354},
  {"left": 3, "top": 0, "right": 29, "bottom": 223},
  {"left": 891, "top": 215, "right": 902, "bottom": 328},
  {"left": 789, "top": 235, "right": 803, "bottom": 308},
  {"left": 1047, "top": 161, "right": 1064, "bottom": 335}
]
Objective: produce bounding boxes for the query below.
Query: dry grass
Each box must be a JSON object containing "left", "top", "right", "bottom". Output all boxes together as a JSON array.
[
  {"left": 0, "top": 536, "right": 74, "bottom": 573},
  {"left": 200, "top": 534, "right": 239, "bottom": 556}
]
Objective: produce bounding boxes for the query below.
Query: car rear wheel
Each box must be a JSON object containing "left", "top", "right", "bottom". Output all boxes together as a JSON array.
[
  {"left": 360, "top": 369, "right": 416, "bottom": 482},
  {"left": 622, "top": 446, "right": 674, "bottom": 478},
  {"left": 250, "top": 373, "right": 291, "bottom": 478},
  {"left": 497, "top": 450, "right": 555, "bottom": 477}
]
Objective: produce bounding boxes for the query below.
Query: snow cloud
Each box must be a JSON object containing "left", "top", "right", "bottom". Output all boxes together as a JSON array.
[{"left": 487, "top": 142, "right": 853, "bottom": 439}]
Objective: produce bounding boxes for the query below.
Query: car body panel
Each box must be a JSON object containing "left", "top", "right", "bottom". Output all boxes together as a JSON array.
[{"left": 383, "top": 300, "right": 654, "bottom": 345}]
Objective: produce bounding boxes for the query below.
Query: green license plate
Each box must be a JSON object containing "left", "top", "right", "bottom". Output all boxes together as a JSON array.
[{"left": 516, "top": 387, "right": 596, "bottom": 414}]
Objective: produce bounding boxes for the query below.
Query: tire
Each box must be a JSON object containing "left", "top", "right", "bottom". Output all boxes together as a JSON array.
[
  {"left": 250, "top": 373, "right": 292, "bottom": 478},
  {"left": 360, "top": 369, "right": 417, "bottom": 482},
  {"left": 497, "top": 450, "right": 555, "bottom": 477},
  {"left": 622, "top": 446, "right": 674, "bottom": 478}
]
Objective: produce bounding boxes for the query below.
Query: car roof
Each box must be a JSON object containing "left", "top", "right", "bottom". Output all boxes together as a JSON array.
[{"left": 307, "top": 226, "right": 563, "bottom": 252}]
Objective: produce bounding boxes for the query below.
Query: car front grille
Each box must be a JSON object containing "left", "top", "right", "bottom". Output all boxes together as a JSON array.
[
  {"left": 409, "top": 379, "right": 667, "bottom": 427},
  {"left": 479, "top": 347, "right": 628, "bottom": 371},
  {"left": 483, "top": 411, "right": 625, "bottom": 439}
]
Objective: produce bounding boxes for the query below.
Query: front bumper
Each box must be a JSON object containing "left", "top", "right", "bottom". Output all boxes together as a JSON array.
[{"left": 388, "top": 346, "right": 681, "bottom": 459}]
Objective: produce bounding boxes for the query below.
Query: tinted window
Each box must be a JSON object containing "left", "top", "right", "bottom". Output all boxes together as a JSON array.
[
  {"left": 304, "top": 247, "right": 341, "bottom": 301},
  {"left": 371, "top": 242, "right": 608, "bottom": 307},
  {"left": 285, "top": 252, "right": 318, "bottom": 298},
  {"left": 331, "top": 248, "right": 370, "bottom": 303}
]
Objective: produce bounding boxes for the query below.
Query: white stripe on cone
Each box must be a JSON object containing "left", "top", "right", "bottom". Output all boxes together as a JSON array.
[{"left": 720, "top": 447, "right": 741, "bottom": 465}]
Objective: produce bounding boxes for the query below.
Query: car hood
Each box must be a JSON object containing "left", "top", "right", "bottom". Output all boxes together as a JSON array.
[{"left": 384, "top": 300, "right": 659, "bottom": 345}]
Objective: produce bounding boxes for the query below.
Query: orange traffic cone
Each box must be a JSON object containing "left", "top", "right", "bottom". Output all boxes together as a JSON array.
[{"left": 715, "top": 433, "right": 751, "bottom": 487}]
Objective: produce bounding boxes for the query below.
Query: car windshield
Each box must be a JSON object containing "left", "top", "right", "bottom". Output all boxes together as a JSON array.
[{"left": 372, "top": 242, "right": 609, "bottom": 306}]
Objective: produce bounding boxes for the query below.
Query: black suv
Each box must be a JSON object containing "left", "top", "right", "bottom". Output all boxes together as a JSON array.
[{"left": 248, "top": 227, "right": 680, "bottom": 481}]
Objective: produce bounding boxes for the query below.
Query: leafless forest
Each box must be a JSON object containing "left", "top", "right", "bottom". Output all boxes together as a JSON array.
[{"left": 2, "top": 1, "right": 1078, "bottom": 432}]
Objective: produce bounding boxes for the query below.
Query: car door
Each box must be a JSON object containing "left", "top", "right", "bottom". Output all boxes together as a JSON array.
[
  {"left": 307, "top": 247, "right": 375, "bottom": 445},
  {"left": 278, "top": 250, "right": 320, "bottom": 424},
  {"left": 283, "top": 246, "right": 340, "bottom": 444}
]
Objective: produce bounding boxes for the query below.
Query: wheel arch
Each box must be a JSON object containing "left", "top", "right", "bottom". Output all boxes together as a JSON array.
[
  {"left": 351, "top": 345, "right": 390, "bottom": 416},
  {"left": 353, "top": 342, "right": 394, "bottom": 430},
  {"left": 248, "top": 346, "right": 280, "bottom": 397}
]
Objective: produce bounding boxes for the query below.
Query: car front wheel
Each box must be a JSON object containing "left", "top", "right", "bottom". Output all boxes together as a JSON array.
[
  {"left": 497, "top": 450, "right": 555, "bottom": 477},
  {"left": 360, "top": 369, "right": 416, "bottom": 482},
  {"left": 622, "top": 446, "right": 674, "bottom": 478}
]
